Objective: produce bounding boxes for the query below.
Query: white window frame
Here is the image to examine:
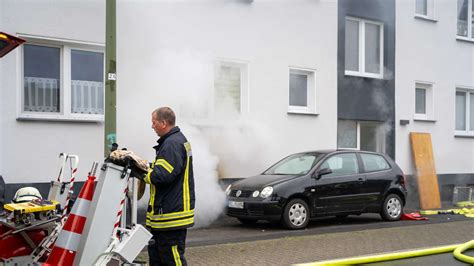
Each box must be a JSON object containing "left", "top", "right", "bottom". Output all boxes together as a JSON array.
[
  {"left": 212, "top": 59, "right": 249, "bottom": 116},
  {"left": 415, "top": 0, "right": 436, "bottom": 21},
  {"left": 16, "top": 35, "right": 105, "bottom": 122},
  {"left": 414, "top": 81, "right": 435, "bottom": 121},
  {"left": 345, "top": 17, "right": 384, "bottom": 79},
  {"left": 288, "top": 67, "right": 317, "bottom": 115},
  {"left": 457, "top": 0, "right": 474, "bottom": 41},
  {"left": 455, "top": 86, "right": 474, "bottom": 137}
]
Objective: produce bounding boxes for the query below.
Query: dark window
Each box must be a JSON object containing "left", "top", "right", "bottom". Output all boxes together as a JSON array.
[{"left": 23, "top": 44, "right": 60, "bottom": 112}]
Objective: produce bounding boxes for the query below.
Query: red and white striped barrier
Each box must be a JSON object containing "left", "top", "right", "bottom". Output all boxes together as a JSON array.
[
  {"left": 113, "top": 185, "right": 129, "bottom": 239},
  {"left": 43, "top": 172, "right": 96, "bottom": 266},
  {"left": 62, "top": 164, "right": 77, "bottom": 218}
]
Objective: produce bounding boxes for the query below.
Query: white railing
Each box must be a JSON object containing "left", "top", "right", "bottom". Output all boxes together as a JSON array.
[
  {"left": 24, "top": 77, "right": 60, "bottom": 112},
  {"left": 71, "top": 80, "right": 104, "bottom": 114},
  {"left": 24, "top": 77, "right": 104, "bottom": 114}
]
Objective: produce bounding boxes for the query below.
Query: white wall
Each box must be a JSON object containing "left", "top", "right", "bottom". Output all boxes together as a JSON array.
[
  {"left": 396, "top": 0, "right": 474, "bottom": 175},
  {"left": 1, "top": 0, "right": 105, "bottom": 183},
  {"left": 116, "top": 0, "right": 338, "bottom": 177}
]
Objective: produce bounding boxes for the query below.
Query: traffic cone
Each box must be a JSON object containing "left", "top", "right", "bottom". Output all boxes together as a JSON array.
[{"left": 43, "top": 174, "right": 96, "bottom": 266}]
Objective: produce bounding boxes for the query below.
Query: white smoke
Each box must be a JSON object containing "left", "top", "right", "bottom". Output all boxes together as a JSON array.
[{"left": 133, "top": 49, "right": 277, "bottom": 228}]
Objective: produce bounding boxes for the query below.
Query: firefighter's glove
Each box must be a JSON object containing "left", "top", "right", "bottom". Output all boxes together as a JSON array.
[
  {"left": 108, "top": 150, "right": 149, "bottom": 176},
  {"left": 129, "top": 165, "right": 146, "bottom": 181}
]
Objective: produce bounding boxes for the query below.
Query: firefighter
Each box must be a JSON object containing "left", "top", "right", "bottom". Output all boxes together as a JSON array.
[{"left": 144, "top": 107, "right": 195, "bottom": 266}]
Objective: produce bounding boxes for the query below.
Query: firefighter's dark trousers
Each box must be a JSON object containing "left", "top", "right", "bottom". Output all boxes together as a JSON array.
[{"left": 148, "top": 229, "right": 187, "bottom": 266}]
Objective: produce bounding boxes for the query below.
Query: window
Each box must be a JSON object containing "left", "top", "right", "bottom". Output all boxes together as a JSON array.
[
  {"left": 345, "top": 17, "right": 384, "bottom": 79},
  {"left": 338, "top": 120, "right": 387, "bottom": 153},
  {"left": 263, "top": 153, "right": 324, "bottom": 175},
  {"left": 337, "top": 120, "right": 358, "bottom": 149},
  {"left": 415, "top": 0, "right": 435, "bottom": 20},
  {"left": 457, "top": 0, "right": 474, "bottom": 40},
  {"left": 320, "top": 153, "right": 359, "bottom": 177},
  {"left": 214, "top": 61, "right": 248, "bottom": 116},
  {"left": 272, "top": 155, "right": 318, "bottom": 175},
  {"left": 23, "top": 45, "right": 61, "bottom": 113},
  {"left": 455, "top": 88, "right": 474, "bottom": 135},
  {"left": 416, "top": 88, "right": 426, "bottom": 114},
  {"left": 360, "top": 153, "right": 390, "bottom": 172},
  {"left": 288, "top": 68, "right": 316, "bottom": 114},
  {"left": 416, "top": 0, "right": 428, "bottom": 16},
  {"left": 414, "top": 82, "right": 434, "bottom": 120},
  {"left": 20, "top": 40, "right": 104, "bottom": 121}
]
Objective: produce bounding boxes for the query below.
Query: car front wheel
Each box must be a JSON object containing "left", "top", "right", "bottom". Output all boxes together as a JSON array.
[
  {"left": 282, "top": 198, "right": 310, "bottom": 230},
  {"left": 380, "top": 194, "right": 403, "bottom": 221}
]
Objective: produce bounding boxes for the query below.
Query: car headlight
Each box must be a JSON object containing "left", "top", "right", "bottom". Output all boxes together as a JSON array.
[
  {"left": 260, "top": 186, "right": 273, "bottom": 198},
  {"left": 252, "top": 190, "right": 260, "bottom": 197},
  {"left": 225, "top": 185, "right": 232, "bottom": 196}
]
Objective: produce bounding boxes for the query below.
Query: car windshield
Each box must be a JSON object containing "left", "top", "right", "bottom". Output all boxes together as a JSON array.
[{"left": 263, "top": 153, "right": 325, "bottom": 175}]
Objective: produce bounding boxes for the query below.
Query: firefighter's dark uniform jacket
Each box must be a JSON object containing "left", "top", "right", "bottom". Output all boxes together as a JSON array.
[{"left": 144, "top": 126, "right": 195, "bottom": 231}]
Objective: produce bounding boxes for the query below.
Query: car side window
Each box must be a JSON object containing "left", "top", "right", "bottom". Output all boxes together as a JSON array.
[
  {"left": 320, "top": 153, "right": 359, "bottom": 177},
  {"left": 360, "top": 153, "right": 390, "bottom": 172}
]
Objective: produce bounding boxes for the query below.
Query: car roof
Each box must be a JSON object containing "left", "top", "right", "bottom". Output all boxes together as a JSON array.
[{"left": 297, "top": 149, "right": 385, "bottom": 155}]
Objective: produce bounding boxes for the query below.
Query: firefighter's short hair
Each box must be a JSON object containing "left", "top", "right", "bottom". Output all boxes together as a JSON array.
[{"left": 153, "top": 107, "right": 176, "bottom": 126}]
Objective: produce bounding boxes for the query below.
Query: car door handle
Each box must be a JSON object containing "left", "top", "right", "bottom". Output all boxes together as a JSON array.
[{"left": 357, "top": 177, "right": 366, "bottom": 182}]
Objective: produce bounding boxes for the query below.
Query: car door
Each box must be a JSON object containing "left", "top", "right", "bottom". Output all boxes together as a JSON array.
[
  {"left": 312, "top": 153, "right": 367, "bottom": 214},
  {"left": 358, "top": 152, "right": 393, "bottom": 207}
]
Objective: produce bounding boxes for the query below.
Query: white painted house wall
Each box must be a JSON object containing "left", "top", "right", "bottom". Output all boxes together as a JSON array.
[
  {"left": 396, "top": 0, "right": 474, "bottom": 175},
  {"left": 0, "top": 0, "right": 105, "bottom": 183},
  {"left": 116, "top": 0, "right": 338, "bottom": 177}
]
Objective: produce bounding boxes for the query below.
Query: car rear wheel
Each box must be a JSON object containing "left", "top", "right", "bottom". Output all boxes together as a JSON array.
[
  {"left": 282, "top": 198, "right": 309, "bottom": 230},
  {"left": 238, "top": 218, "right": 258, "bottom": 225},
  {"left": 380, "top": 194, "right": 403, "bottom": 221}
]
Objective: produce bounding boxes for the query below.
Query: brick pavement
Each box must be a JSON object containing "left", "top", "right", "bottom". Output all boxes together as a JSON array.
[{"left": 137, "top": 220, "right": 474, "bottom": 265}]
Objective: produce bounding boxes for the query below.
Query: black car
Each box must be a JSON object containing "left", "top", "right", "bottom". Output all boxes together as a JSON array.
[{"left": 226, "top": 150, "right": 407, "bottom": 229}]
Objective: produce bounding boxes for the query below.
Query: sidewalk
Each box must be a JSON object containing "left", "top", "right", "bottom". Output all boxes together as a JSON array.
[{"left": 138, "top": 220, "right": 474, "bottom": 265}]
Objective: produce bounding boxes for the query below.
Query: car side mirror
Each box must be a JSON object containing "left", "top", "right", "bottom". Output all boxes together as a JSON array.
[{"left": 313, "top": 168, "right": 332, "bottom": 180}]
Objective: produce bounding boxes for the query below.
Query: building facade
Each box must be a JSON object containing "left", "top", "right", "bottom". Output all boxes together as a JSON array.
[
  {"left": 395, "top": 0, "right": 474, "bottom": 201},
  {"left": 1, "top": 0, "right": 473, "bottom": 206},
  {"left": 337, "top": 0, "right": 396, "bottom": 158},
  {"left": 0, "top": 0, "right": 105, "bottom": 198}
]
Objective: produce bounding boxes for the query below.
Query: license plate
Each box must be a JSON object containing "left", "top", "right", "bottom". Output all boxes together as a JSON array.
[{"left": 228, "top": 201, "right": 244, "bottom": 209}]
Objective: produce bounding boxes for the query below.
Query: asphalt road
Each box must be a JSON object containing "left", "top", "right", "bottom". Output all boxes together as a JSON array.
[{"left": 186, "top": 210, "right": 471, "bottom": 247}]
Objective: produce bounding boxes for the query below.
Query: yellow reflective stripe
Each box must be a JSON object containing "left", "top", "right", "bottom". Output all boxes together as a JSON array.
[
  {"left": 146, "top": 217, "right": 194, "bottom": 229},
  {"left": 183, "top": 156, "right": 190, "bottom": 211},
  {"left": 172, "top": 245, "right": 182, "bottom": 266},
  {"left": 184, "top": 142, "right": 192, "bottom": 156},
  {"left": 147, "top": 209, "right": 194, "bottom": 220},
  {"left": 145, "top": 160, "right": 156, "bottom": 184},
  {"left": 145, "top": 169, "right": 152, "bottom": 184},
  {"left": 149, "top": 184, "right": 156, "bottom": 215},
  {"left": 156, "top": 159, "right": 174, "bottom": 173}
]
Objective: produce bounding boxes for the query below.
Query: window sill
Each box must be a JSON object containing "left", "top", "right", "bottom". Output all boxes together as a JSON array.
[
  {"left": 17, "top": 113, "right": 104, "bottom": 123},
  {"left": 344, "top": 71, "right": 384, "bottom": 80},
  {"left": 454, "top": 132, "right": 474, "bottom": 138},
  {"left": 414, "top": 116, "right": 436, "bottom": 122},
  {"left": 414, "top": 15, "right": 438, "bottom": 22},
  {"left": 456, "top": 37, "right": 474, "bottom": 43},
  {"left": 287, "top": 110, "right": 319, "bottom": 116}
]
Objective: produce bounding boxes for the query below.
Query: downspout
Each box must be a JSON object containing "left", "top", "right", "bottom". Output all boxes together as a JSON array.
[{"left": 104, "top": 0, "right": 117, "bottom": 157}]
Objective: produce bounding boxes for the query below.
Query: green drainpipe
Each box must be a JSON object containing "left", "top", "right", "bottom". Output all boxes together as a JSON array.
[{"left": 104, "top": 0, "right": 116, "bottom": 157}]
